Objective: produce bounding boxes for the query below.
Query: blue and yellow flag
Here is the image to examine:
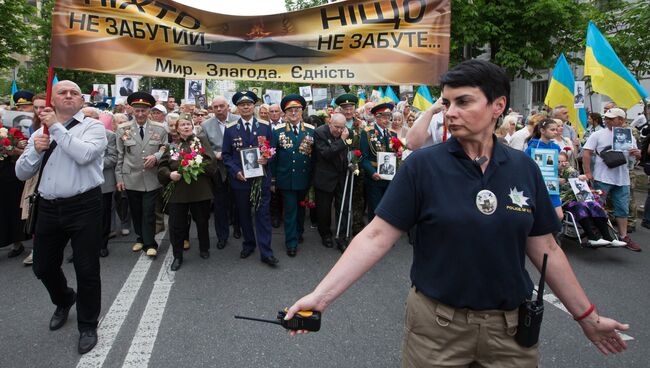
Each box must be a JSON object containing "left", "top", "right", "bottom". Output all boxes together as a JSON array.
[
  {"left": 52, "top": 74, "right": 59, "bottom": 86},
  {"left": 585, "top": 21, "right": 648, "bottom": 109},
  {"left": 384, "top": 86, "right": 400, "bottom": 104},
  {"left": 544, "top": 54, "right": 585, "bottom": 137},
  {"left": 10, "top": 80, "right": 18, "bottom": 107},
  {"left": 358, "top": 89, "right": 366, "bottom": 108},
  {"left": 412, "top": 85, "right": 433, "bottom": 111}
]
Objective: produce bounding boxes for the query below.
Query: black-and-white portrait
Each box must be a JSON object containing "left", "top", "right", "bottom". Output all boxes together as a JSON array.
[
  {"left": 574, "top": 81, "right": 585, "bottom": 108},
  {"left": 116, "top": 76, "right": 139, "bottom": 97},
  {"left": 612, "top": 127, "right": 633, "bottom": 151},
  {"left": 93, "top": 84, "right": 108, "bottom": 102},
  {"left": 240, "top": 147, "right": 264, "bottom": 178},
  {"left": 185, "top": 79, "right": 205, "bottom": 103},
  {"left": 377, "top": 151, "right": 397, "bottom": 180},
  {"left": 569, "top": 178, "right": 594, "bottom": 202},
  {"left": 151, "top": 89, "right": 169, "bottom": 102},
  {"left": 3, "top": 111, "right": 33, "bottom": 137}
]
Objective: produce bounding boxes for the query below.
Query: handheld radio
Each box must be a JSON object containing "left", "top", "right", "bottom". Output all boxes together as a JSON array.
[
  {"left": 515, "top": 253, "right": 548, "bottom": 348},
  {"left": 235, "top": 309, "right": 321, "bottom": 332}
]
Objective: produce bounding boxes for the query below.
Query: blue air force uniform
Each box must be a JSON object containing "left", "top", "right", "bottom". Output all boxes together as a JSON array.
[
  {"left": 360, "top": 103, "right": 399, "bottom": 221},
  {"left": 270, "top": 94, "right": 315, "bottom": 255},
  {"left": 222, "top": 91, "right": 275, "bottom": 263}
]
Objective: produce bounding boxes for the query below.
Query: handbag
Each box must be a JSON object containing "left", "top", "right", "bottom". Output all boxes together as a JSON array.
[
  {"left": 24, "top": 120, "right": 80, "bottom": 235},
  {"left": 597, "top": 145, "right": 627, "bottom": 168}
]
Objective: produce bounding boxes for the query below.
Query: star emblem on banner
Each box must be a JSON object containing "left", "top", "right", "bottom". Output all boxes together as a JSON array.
[{"left": 509, "top": 187, "right": 529, "bottom": 207}]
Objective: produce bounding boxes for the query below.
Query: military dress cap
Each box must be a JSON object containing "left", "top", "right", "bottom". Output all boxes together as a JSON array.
[
  {"left": 178, "top": 112, "right": 193, "bottom": 121},
  {"left": 232, "top": 91, "right": 259, "bottom": 105},
  {"left": 280, "top": 94, "right": 306, "bottom": 112},
  {"left": 371, "top": 102, "right": 394, "bottom": 115},
  {"left": 127, "top": 92, "right": 156, "bottom": 108},
  {"left": 94, "top": 101, "right": 110, "bottom": 110},
  {"left": 13, "top": 90, "right": 35, "bottom": 106},
  {"left": 335, "top": 93, "right": 358, "bottom": 107}
]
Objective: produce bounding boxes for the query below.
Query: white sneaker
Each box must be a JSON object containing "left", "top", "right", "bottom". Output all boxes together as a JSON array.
[
  {"left": 608, "top": 239, "right": 627, "bottom": 247},
  {"left": 588, "top": 238, "right": 610, "bottom": 247},
  {"left": 23, "top": 250, "right": 33, "bottom": 266},
  {"left": 121, "top": 229, "right": 130, "bottom": 236}
]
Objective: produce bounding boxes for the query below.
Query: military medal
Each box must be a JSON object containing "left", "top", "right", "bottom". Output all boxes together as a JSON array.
[{"left": 476, "top": 189, "right": 497, "bottom": 215}]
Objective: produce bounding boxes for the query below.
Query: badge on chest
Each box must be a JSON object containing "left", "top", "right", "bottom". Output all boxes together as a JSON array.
[{"left": 476, "top": 189, "right": 497, "bottom": 215}]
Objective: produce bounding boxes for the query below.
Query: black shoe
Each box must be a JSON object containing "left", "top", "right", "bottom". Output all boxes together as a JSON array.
[
  {"left": 322, "top": 237, "right": 334, "bottom": 248},
  {"left": 233, "top": 229, "right": 242, "bottom": 239},
  {"left": 99, "top": 248, "right": 109, "bottom": 258},
  {"left": 240, "top": 249, "right": 254, "bottom": 259},
  {"left": 170, "top": 258, "right": 182, "bottom": 271},
  {"left": 287, "top": 249, "right": 297, "bottom": 257},
  {"left": 8, "top": 244, "right": 24, "bottom": 258},
  {"left": 216, "top": 240, "right": 227, "bottom": 249},
  {"left": 50, "top": 292, "right": 76, "bottom": 331},
  {"left": 642, "top": 221, "right": 650, "bottom": 230},
  {"left": 200, "top": 251, "right": 210, "bottom": 259},
  {"left": 337, "top": 238, "right": 348, "bottom": 253},
  {"left": 298, "top": 235, "right": 304, "bottom": 244},
  {"left": 78, "top": 330, "right": 97, "bottom": 354},
  {"left": 272, "top": 218, "right": 281, "bottom": 228},
  {"left": 261, "top": 256, "right": 279, "bottom": 266}
]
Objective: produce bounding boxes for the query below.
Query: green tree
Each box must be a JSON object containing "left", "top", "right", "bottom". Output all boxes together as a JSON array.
[
  {"left": 450, "top": 0, "right": 588, "bottom": 79},
  {"left": 0, "top": 0, "right": 34, "bottom": 71},
  {"left": 285, "top": 0, "right": 328, "bottom": 12}
]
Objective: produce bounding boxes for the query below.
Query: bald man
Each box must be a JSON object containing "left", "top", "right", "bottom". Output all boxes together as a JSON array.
[{"left": 16, "top": 80, "right": 107, "bottom": 354}]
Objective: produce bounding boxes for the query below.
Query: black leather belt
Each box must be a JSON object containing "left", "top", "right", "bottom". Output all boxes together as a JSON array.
[{"left": 41, "top": 187, "right": 101, "bottom": 206}]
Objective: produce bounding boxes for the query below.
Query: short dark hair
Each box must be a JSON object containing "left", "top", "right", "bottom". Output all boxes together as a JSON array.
[{"left": 439, "top": 59, "right": 510, "bottom": 113}]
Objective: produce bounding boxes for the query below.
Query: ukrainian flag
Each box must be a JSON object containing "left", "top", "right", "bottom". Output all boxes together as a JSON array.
[
  {"left": 585, "top": 21, "right": 648, "bottom": 109},
  {"left": 544, "top": 54, "right": 585, "bottom": 137},
  {"left": 10, "top": 80, "right": 18, "bottom": 107},
  {"left": 412, "top": 85, "right": 433, "bottom": 111},
  {"left": 384, "top": 86, "right": 400, "bottom": 104},
  {"left": 358, "top": 89, "right": 366, "bottom": 108}
]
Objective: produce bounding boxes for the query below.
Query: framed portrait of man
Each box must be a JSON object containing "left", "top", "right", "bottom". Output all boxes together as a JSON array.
[
  {"left": 568, "top": 177, "right": 595, "bottom": 202},
  {"left": 377, "top": 151, "right": 397, "bottom": 180},
  {"left": 612, "top": 127, "right": 633, "bottom": 151},
  {"left": 240, "top": 147, "right": 264, "bottom": 179},
  {"left": 184, "top": 79, "right": 205, "bottom": 103}
]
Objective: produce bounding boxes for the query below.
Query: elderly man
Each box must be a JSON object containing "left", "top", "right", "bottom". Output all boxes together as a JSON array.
[
  {"left": 222, "top": 91, "right": 278, "bottom": 267},
  {"left": 313, "top": 113, "right": 351, "bottom": 250},
  {"left": 15, "top": 80, "right": 107, "bottom": 354},
  {"left": 270, "top": 94, "right": 315, "bottom": 257},
  {"left": 115, "top": 92, "right": 168, "bottom": 258},
  {"left": 200, "top": 96, "right": 241, "bottom": 249},
  {"left": 583, "top": 107, "right": 641, "bottom": 251},
  {"left": 13, "top": 90, "right": 35, "bottom": 112},
  {"left": 268, "top": 104, "right": 283, "bottom": 126}
]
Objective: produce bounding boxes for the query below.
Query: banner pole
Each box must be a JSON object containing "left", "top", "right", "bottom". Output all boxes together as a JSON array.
[{"left": 44, "top": 66, "right": 55, "bottom": 135}]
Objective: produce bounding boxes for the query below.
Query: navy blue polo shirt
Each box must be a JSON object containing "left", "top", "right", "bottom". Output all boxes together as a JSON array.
[{"left": 375, "top": 136, "right": 560, "bottom": 310}]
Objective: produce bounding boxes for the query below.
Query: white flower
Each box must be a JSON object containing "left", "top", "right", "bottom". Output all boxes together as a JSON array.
[
  {"left": 353, "top": 169, "right": 360, "bottom": 176},
  {"left": 0, "top": 127, "right": 7, "bottom": 138},
  {"left": 194, "top": 155, "right": 203, "bottom": 164}
]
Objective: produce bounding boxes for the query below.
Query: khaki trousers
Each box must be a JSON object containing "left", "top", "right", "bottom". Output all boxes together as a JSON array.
[{"left": 402, "top": 288, "right": 539, "bottom": 368}]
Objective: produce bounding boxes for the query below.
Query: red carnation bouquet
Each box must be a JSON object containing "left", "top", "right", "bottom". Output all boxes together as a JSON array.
[
  {"left": 250, "top": 136, "right": 276, "bottom": 210},
  {"left": 349, "top": 149, "right": 362, "bottom": 176},
  {"left": 299, "top": 187, "right": 316, "bottom": 209},
  {"left": 162, "top": 137, "right": 209, "bottom": 208},
  {"left": 0, "top": 123, "right": 27, "bottom": 161}
]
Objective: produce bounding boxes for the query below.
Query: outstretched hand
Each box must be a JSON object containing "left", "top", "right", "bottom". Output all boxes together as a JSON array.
[
  {"left": 285, "top": 292, "right": 328, "bottom": 336},
  {"left": 578, "top": 313, "right": 629, "bottom": 355}
]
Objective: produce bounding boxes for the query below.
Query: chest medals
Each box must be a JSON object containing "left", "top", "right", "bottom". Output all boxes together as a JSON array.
[{"left": 476, "top": 189, "right": 497, "bottom": 215}]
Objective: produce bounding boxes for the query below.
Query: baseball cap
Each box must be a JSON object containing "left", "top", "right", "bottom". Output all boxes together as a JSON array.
[
  {"left": 152, "top": 104, "right": 167, "bottom": 114},
  {"left": 603, "top": 107, "right": 626, "bottom": 119}
]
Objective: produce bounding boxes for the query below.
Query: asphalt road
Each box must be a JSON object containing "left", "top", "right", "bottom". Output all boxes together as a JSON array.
[{"left": 0, "top": 217, "right": 647, "bottom": 368}]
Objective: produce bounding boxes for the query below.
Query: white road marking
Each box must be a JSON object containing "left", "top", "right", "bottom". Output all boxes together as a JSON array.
[
  {"left": 534, "top": 287, "right": 634, "bottom": 341},
  {"left": 76, "top": 232, "right": 165, "bottom": 368},
  {"left": 122, "top": 244, "right": 175, "bottom": 368}
]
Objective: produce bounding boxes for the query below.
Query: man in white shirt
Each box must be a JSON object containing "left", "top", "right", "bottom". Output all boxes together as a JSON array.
[{"left": 583, "top": 108, "right": 642, "bottom": 252}]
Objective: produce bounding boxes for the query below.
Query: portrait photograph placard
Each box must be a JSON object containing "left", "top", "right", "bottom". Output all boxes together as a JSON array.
[
  {"left": 568, "top": 177, "right": 595, "bottom": 202},
  {"left": 531, "top": 148, "right": 559, "bottom": 195},
  {"left": 612, "top": 127, "right": 633, "bottom": 151},
  {"left": 116, "top": 75, "right": 140, "bottom": 97},
  {"left": 151, "top": 89, "right": 169, "bottom": 102},
  {"left": 92, "top": 84, "right": 109, "bottom": 102},
  {"left": 240, "top": 147, "right": 264, "bottom": 179},
  {"left": 184, "top": 79, "right": 205, "bottom": 104},
  {"left": 2, "top": 111, "right": 33, "bottom": 137},
  {"left": 377, "top": 151, "right": 397, "bottom": 180},
  {"left": 573, "top": 81, "right": 585, "bottom": 108},
  {"left": 299, "top": 86, "right": 313, "bottom": 101}
]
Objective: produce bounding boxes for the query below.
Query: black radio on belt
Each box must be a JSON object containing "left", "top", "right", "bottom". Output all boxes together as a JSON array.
[{"left": 516, "top": 253, "right": 548, "bottom": 348}]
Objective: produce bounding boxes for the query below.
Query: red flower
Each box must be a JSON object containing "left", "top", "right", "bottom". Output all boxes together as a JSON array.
[
  {"left": 183, "top": 152, "right": 192, "bottom": 160},
  {"left": 2, "top": 138, "right": 11, "bottom": 146},
  {"left": 299, "top": 200, "right": 306, "bottom": 207},
  {"left": 11, "top": 129, "right": 25, "bottom": 139},
  {"left": 354, "top": 149, "right": 362, "bottom": 157},
  {"left": 199, "top": 147, "right": 205, "bottom": 154},
  {"left": 181, "top": 159, "right": 188, "bottom": 166},
  {"left": 563, "top": 146, "right": 572, "bottom": 151},
  {"left": 9, "top": 128, "right": 18, "bottom": 134}
]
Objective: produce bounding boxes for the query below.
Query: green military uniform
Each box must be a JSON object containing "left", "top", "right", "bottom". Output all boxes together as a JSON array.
[
  {"left": 335, "top": 93, "right": 366, "bottom": 235},
  {"left": 270, "top": 94, "right": 315, "bottom": 256}
]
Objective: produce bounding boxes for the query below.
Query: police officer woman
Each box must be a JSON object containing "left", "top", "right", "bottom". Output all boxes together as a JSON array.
[{"left": 286, "top": 60, "right": 629, "bottom": 367}]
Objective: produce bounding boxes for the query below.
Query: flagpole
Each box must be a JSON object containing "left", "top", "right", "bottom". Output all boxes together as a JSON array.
[{"left": 44, "top": 66, "right": 55, "bottom": 135}]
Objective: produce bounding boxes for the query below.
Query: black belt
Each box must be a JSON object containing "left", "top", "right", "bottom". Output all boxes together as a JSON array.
[{"left": 41, "top": 186, "right": 101, "bottom": 206}]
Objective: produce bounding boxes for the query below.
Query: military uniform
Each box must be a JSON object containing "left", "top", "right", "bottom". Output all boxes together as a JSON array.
[
  {"left": 115, "top": 92, "right": 168, "bottom": 256},
  {"left": 270, "top": 94, "right": 314, "bottom": 256},
  {"left": 222, "top": 91, "right": 277, "bottom": 265},
  {"left": 360, "top": 103, "right": 399, "bottom": 221}
]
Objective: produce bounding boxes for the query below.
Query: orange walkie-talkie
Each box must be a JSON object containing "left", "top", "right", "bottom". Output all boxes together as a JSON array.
[{"left": 235, "top": 309, "right": 321, "bottom": 332}]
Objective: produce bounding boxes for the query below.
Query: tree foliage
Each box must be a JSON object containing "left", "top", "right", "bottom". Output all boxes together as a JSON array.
[
  {"left": 0, "top": 0, "right": 34, "bottom": 71},
  {"left": 285, "top": 0, "right": 328, "bottom": 12}
]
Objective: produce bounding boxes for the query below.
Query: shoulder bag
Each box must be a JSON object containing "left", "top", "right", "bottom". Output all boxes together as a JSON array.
[{"left": 597, "top": 145, "right": 627, "bottom": 169}]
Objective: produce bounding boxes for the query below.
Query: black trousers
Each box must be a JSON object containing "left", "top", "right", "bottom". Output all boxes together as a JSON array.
[
  {"left": 169, "top": 200, "right": 211, "bottom": 259},
  {"left": 33, "top": 187, "right": 102, "bottom": 332},
  {"left": 102, "top": 192, "right": 113, "bottom": 250},
  {"left": 212, "top": 172, "right": 238, "bottom": 241},
  {"left": 126, "top": 189, "right": 160, "bottom": 250},
  {"left": 315, "top": 183, "right": 346, "bottom": 239}
]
